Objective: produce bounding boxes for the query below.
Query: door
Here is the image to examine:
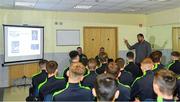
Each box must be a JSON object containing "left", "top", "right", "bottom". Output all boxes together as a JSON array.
[
  {"left": 100, "top": 28, "right": 117, "bottom": 60},
  {"left": 84, "top": 27, "right": 118, "bottom": 60},
  {"left": 84, "top": 27, "right": 101, "bottom": 58},
  {"left": 172, "top": 27, "right": 180, "bottom": 52}
]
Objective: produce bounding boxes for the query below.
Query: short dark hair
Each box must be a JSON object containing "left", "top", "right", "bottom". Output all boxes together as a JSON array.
[
  {"left": 39, "top": 59, "right": 48, "bottom": 68},
  {"left": 115, "top": 58, "right": 125, "bottom": 69},
  {"left": 126, "top": 51, "right": 134, "bottom": 59},
  {"left": 108, "top": 58, "right": 114, "bottom": 63},
  {"left": 137, "top": 33, "right": 144, "bottom": 38},
  {"left": 150, "top": 50, "right": 162, "bottom": 63},
  {"left": 46, "top": 60, "right": 58, "bottom": 74},
  {"left": 154, "top": 69, "right": 176, "bottom": 96},
  {"left": 94, "top": 73, "right": 118, "bottom": 101},
  {"left": 106, "top": 62, "right": 120, "bottom": 78},
  {"left": 171, "top": 51, "right": 180, "bottom": 58},
  {"left": 69, "top": 50, "right": 79, "bottom": 59},
  {"left": 77, "top": 47, "right": 82, "bottom": 49}
]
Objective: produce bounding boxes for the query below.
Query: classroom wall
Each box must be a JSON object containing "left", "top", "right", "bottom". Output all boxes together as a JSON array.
[
  {"left": 1, "top": 7, "right": 180, "bottom": 87},
  {"left": 146, "top": 25, "right": 173, "bottom": 64},
  {"left": 147, "top": 7, "right": 180, "bottom": 26},
  {"left": 0, "top": 9, "right": 146, "bottom": 87},
  {"left": 146, "top": 7, "right": 180, "bottom": 64},
  {"left": 0, "top": 11, "right": 8, "bottom": 87}
]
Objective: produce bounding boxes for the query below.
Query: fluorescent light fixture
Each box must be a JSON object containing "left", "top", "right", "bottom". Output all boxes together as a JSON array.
[
  {"left": 124, "top": 8, "right": 136, "bottom": 12},
  {"left": 74, "top": 5, "right": 92, "bottom": 9},
  {"left": 157, "top": 0, "right": 169, "bottom": 1},
  {"left": 15, "top": 2, "right": 35, "bottom": 7},
  {"left": 149, "top": 0, "right": 170, "bottom": 2}
]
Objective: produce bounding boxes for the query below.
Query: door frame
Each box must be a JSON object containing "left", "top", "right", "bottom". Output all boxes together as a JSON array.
[
  {"left": 83, "top": 26, "right": 118, "bottom": 59},
  {"left": 172, "top": 27, "right": 180, "bottom": 51}
]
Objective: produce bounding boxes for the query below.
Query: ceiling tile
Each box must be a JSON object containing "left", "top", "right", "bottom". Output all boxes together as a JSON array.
[
  {"left": 0, "top": 0, "right": 180, "bottom": 14},
  {"left": 0, "top": 0, "right": 14, "bottom": 6},
  {"left": 15, "top": 0, "right": 38, "bottom": 3},
  {"left": 35, "top": 0, "right": 60, "bottom": 9}
]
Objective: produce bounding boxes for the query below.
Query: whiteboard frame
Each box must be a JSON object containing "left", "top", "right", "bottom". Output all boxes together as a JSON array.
[{"left": 56, "top": 29, "right": 80, "bottom": 46}]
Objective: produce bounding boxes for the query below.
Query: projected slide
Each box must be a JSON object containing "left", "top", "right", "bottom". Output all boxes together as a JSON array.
[{"left": 4, "top": 25, "right": 44, "bottom": 63}]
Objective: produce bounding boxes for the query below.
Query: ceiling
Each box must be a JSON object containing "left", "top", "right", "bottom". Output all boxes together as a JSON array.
[{"left": 0, "top": 0, "right": 180, "bottom": 14}]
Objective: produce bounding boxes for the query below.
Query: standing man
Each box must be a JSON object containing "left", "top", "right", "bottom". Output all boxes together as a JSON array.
[
  {"left": 124, "top": 33, "right": 152, "bottom": 65},
  {"left": 77, "top": 47, "right": 88, "bottom": 66}
]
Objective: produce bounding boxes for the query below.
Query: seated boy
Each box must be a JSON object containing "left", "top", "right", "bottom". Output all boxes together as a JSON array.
[
  {"left": 63, "top": 50, "right": 88, "bottom": 81},
  {"left": 32, "top": 59, "right": 48, "bottom": 96},
  {"left": 82, "top": 58, "right": 97, "bottom": 89},
  {"left": 92, "top": 73, "right": 119, "bottom": 102},
  {"left": 131, "top": 58, "right": 156, "bottom": 101},
  {"left": 38, "top": 61, "right": 66, "bottom": 101},
  {"left": 150, "top": 50, "right": 164, "bottom": 73},
  {"left": 63, "top": 50, "right": 80, "bottom": 81},
  {"left": 116, "top": 58, "right": 133, "bottom": 86},
  {"left": 106, "top": 62, "right": 131, "bottom": 101},
  {"left": 53, "top": 62, "right": 94, "bottom": 101},
  {"left": 153, "top": 69, "right": 176, "bottom": 101},
  {"left": 124, "top": 51, "right": 142, "bottom": 79},
  {"left": 168, "top": 51, "right": 180, "bottom": 75}
]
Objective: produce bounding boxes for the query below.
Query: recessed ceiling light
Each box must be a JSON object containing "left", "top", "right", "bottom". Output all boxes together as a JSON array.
[
  {"left": 15, "top": 2, "right": 35, "bottom": 7},
  {"left": 74, "top": 5, "right": 92, "bottom": 9}
]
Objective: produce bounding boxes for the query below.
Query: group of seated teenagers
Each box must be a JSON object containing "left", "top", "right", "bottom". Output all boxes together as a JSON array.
[{"left": 26, "top": 47, "right": 180, "bottom": 102}]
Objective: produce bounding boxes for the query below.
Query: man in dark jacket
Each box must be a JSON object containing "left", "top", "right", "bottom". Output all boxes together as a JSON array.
[
  {"left": 77, "top": 47, "right": 88, "bottom": 66},
  {"left": 105, "top": 62, "right": 131, "bottom": 101},
  {"left": 124, "top": 33, "right": 152, "bottom": 66}
]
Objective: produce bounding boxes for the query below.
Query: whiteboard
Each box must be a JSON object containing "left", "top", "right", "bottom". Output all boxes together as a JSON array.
[{"left": 56, "top": 29, "right": 80, "bottom": 46}]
